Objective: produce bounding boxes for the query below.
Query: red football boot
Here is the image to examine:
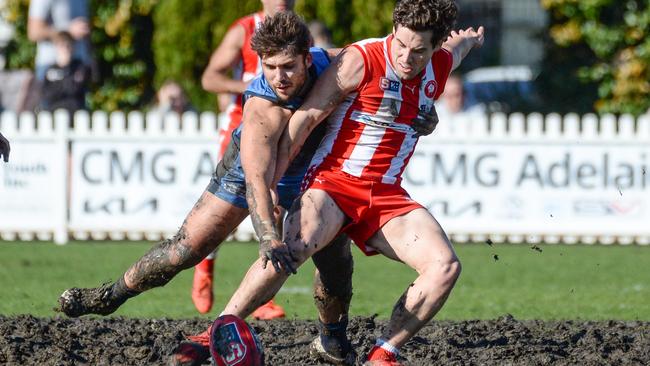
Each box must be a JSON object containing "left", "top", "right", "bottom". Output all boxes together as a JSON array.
[
  {"left": 170, "top": 325, "right": 212, "bottom": 366},
  {"left": 192, "top": 258, "right": 214, "bottom": 314},
  {"left": 364, "top": 345, "right": 403, "bottom": 366},
  {"left": 251, "top": 299, "right": 285, "bottom": 320}
]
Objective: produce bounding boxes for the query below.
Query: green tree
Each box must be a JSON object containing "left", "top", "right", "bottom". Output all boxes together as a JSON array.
[
  {"left": 2, "top": 0, "right": 34, "bottom": 70},
  {"left": 541, "top": 0, "right": 650, "bottom": 115},
  {"left": 89, "top": 0, "right": 158, "bottom": 111},
  {"left": 2, "top": 0, "right": 158, "bottom": 111},
  {"left": 152, "top": 0, "right": 395, "bottom": 112},
  {"left": 151, "top": 0, "right": 259, "bottom": 111},
  {"left": 297, "top": 0, "right": 394, "bottom": 47}
]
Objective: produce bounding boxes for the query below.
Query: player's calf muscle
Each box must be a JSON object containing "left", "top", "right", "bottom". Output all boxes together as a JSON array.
[
  {"left": 124, "top": 227, "right": 203, "bottom": 291},
  {"left": 312, "top": 237, "right": 353, "bottom": 302}
]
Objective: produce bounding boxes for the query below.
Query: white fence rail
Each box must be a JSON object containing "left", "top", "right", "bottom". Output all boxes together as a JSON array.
[{"left": 1, "top": 110, "right": 649, "bottom": 245}]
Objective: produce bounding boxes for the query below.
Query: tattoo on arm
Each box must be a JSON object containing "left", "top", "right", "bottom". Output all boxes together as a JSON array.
[{"left": 246, "top": 181, "right": 277, "bottom": 238}]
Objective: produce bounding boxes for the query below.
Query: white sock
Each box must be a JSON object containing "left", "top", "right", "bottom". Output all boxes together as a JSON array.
[
  {"left": 376, "top": 338, "right": 399, "bottom": 356},
  {"left": 206, "top": 249, "right": 218, "bottom": 260}
]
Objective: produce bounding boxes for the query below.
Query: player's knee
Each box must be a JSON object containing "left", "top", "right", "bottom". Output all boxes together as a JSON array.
[
  {"left": 288, "top": 243, "right": 313, "bottom": 265},
  {"left": 427, "top": 257, "right": 461, "bottom": 288},
  {"left": 161, "top": 229, "right": 205, "bottom": 268},
  {"left": 442, "top": 258, "right": 462, "bottom": 285}
]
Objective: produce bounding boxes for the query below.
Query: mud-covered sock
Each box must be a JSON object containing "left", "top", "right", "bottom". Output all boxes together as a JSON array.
[
  {"left": 206, "top": 249, "right": 218, "bottom": 260},
  {"left": 320, "top": 316, "right": 348, "bottom": 337},
  {"left": 110, "top": 276, "right": 140, "bottom": 302},
  {"left": 318, "top": 316, "right": 350, "bottom": 356}
]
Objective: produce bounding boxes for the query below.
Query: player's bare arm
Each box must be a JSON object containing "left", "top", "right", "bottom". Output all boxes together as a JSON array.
[
  {"left": 443, "top": 26, "right": 485, "bottom": 71},
  {"left": 201, "top": 24, "right": 250, "bottom": 94},
  {"left": 0, "top": 132, "right": 10, "bottom": 162},
  {"left": 326, "top": 48, "right": 343, "bottom": 59},
  {"left": 273, "top": 47, "right": 364, "bottom": 183},
  {"left": 240, "top": 97, "right": 296, "bottom": 274}
]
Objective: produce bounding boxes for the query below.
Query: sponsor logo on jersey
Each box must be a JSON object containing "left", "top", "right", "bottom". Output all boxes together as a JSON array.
[
  {"left": 379, "top": 77, "right": 401, "bottom": 92},
  {"left": 424, "top": 80, "right": 438, "bottom": 98},
  {"left": 403, "top": 84, "right": 417, "bottom": 94}
]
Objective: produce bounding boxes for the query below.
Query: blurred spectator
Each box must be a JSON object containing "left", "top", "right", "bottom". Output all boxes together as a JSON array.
[
  {"left": 150, "top": 80, "right": 195, "bottom": 115},
  {"left": 0, "top": 70, "right": 37, "bottom": 112},
  {"left": 308, "top": 20, "right": 334, "bottom": 48},
  {"left": 39, "top": 31, "right": 90, "bottom": 112},
  {"left": 28, "top": 0, "right": 91, "bottom": 81},
  {"left": 435, "top": 73, "right": 485, "bottom": 118}
]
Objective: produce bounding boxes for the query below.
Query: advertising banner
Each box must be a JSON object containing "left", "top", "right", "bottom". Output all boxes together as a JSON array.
[
  {"left": 404, "top": 141, "right": 650, "bottom": 238},
  {"left": 0, "top": 139, "right": 65, "bottom": 232},
  {"left": 69, "top": 140, "right": 218, "bottom": 232},
  {"left": 3, "top": 110, "right": 649, "bottom": 245}
]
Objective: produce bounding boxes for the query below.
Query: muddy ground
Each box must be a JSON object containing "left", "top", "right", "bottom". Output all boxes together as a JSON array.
[{"left": 1, "top": 315, "right": 648, "bottom": 365}]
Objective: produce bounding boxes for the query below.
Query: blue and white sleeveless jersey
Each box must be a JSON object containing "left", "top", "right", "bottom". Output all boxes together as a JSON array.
[{"left": 208, "top": 47, "right": 332, "bottom": 209}]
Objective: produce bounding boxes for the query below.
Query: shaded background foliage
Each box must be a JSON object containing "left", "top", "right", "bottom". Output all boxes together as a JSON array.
[
  {"left": 3, "top": 0, "right": 34, "bottom": 69},
  {"left": 2, "top": 0, "right": 648, "bottom": 115},
  {"left": 89, "top": 0, "right": 157, "bottom": 111},
  {"left": 152, "top": 0, "right": 259, "bottom": 110},
  {"left": 540, "top": 0, "right": 650, "bottom": 115}
]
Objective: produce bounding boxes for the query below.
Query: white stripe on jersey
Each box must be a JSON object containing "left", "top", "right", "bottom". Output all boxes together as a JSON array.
[
  {"left": 376, "top": 40, "right": 402, "bottom": 127},
  {"left": 342, "top": 123, "right": 387, "bottom": 177},
  {"left": 338, "top": 40, "right": 403, "bottom": 178},
  {"left": 308, "top": 96, "right": 355, "bottom": 170},
  {"left": 349, "top": 36, "right": 415, "bottom": 135},
  {"left": 382, "top": 133, "right": 418, "bottom": 184},
  {"left": 377, "top": 61, "right": 437, "bottom": 183},
  {"left": 418, "top": 60, "right": 436, "bottom": 114}
]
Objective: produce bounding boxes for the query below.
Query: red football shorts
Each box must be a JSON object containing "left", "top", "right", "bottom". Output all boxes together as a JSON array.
[{"left": 304, "top": 169, "right": 423, "bottom": 256}]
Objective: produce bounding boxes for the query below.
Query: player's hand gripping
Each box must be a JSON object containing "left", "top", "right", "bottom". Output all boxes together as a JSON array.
[
  {"left": 259, "top": 232, "right": 297, "bottom": 275},
  {"left": 0, "top": 132, "right": 10, "bottom": 162},
  {"left": 412, "top": 104, "right": 439, "bottom": 137}
]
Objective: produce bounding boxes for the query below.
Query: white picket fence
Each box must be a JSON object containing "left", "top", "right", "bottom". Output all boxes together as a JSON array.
[{"left": 1, "top": 110, "right": 649, "bottom": 245}]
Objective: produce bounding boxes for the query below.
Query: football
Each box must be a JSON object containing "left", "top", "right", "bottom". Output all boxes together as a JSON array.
[{"left": 209, "top": 314, "right": 264, "bottom": 366}]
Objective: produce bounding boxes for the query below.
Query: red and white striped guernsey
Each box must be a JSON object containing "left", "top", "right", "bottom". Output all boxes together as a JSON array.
[
  {"left": 222, "top": 12, "right": 264, "bottom": 126},
  {"left": 308, "top": 35, "right": 453, "bottom": 185}
]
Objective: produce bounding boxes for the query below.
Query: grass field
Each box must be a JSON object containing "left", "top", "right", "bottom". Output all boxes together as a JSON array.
[{"left": 1, "top": 241, "right": 649, "bottom": 320}]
